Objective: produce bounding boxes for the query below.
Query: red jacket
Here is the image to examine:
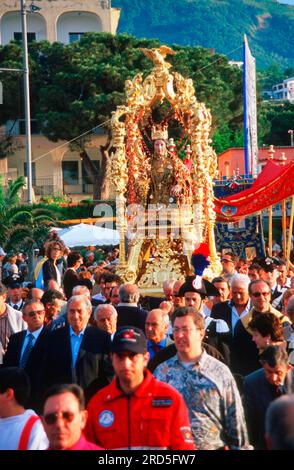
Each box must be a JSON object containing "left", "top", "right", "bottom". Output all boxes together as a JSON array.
[{"left": 85, "top": 370, "right": 195, "bottom": 450}]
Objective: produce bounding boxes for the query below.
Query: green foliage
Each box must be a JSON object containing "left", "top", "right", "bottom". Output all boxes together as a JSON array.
[
  {"left": 259, "top": 102, "right": 294, "bottom": 146},
  {"left": 113, "top": 0, "right": 294, "bottom": 69},
  {"left": 0, "top": 176, "right": 58, "bottom": 253}
]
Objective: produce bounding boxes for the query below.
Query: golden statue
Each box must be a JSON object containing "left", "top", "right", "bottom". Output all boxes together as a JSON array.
[{"left": 108, "top": 46, "right": 220, "bottom": 293}]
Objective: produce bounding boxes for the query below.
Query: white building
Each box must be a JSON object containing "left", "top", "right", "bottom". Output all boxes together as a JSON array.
[{"left": 272, "top": 77, "right": 294, "bottom": 101}]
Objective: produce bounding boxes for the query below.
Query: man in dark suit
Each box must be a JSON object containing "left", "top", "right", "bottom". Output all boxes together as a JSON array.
[
  {"left": 211, "top": 274, "right": 250, "bottom": 349},
  {"left": 43, "top": 295, "right": 112, "bottom": 403},
  {"left": 116, "top": 283, "right": 148, "bottom": 332},
  {"left": 243, "top": 345, "right": 294, "bottom": 449},
  {"left": 3, "top": 299, "right": 50, "bottom": 412}
]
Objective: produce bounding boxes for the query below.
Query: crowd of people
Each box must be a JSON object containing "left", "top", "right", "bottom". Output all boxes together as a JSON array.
[{"left": 1, "top": 238, "right": 294, "bottom": 451}]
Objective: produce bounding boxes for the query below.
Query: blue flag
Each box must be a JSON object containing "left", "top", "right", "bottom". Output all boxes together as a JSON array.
[{"left": 243, "top": 35, "right": 258, "bottom": 177}]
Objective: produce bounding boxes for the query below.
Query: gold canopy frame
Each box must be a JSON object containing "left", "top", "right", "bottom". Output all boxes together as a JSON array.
[{"left": 108, "top": 46, "right": 220, "bottom": 293}]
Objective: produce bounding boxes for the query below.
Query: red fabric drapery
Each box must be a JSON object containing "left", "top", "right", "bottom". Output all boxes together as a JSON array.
[{"left": 215, "top": 161, "right": 294, "bottom": 222}]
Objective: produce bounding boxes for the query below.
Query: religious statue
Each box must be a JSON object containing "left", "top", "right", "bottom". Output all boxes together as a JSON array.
[{"left": 147, "top": 124, "right": 192, "bottom": 206}]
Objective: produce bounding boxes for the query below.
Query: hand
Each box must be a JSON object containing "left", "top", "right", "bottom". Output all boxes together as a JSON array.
[{"left": 171, "top": 184, "right": 181, "bottom": 197}]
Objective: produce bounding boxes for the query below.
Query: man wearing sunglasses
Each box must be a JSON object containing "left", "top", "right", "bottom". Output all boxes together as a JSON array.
[
  {"left": 3, "top": 299, "right": 50, "bottom": 412},
  {"left": 42, "top": 384, "right": 103, "bottom": 450},
  {"left": 232, "top": 280, "right": 290, "bottom": 377},
  {"left": 85, "top": 326, "right": 195, "bottom": 450}
]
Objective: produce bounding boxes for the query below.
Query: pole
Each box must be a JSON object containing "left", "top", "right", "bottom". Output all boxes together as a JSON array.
[
  {"left": 20, "top": 0, "right": 33, "bottom": 204},
  {"left": 243, "top": 36, "right": 250, "bottom": 177},
  {"left": 282, "top": 199, "right": 287, "bottom": 258},
  {"left": 289, "top": 130, "right": 294, "bottom": 147},
  {"left": 268, "top": 206, "right": 273, "bottom": 256},
  {"left": 286, "top": 196, "right": 294, "bottom": 269}
]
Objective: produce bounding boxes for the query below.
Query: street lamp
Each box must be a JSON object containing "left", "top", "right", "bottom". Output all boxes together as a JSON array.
[
  {"left": 288, "top": 130, "right": 294, "bottom": 147},
  {"left": 20, "top": 0, "right": 33, "bottom": 204}
]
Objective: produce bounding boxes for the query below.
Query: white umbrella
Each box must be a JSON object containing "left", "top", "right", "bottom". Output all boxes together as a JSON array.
[{"left": 59, "top": 223, "right": 120, "bottom": 247}]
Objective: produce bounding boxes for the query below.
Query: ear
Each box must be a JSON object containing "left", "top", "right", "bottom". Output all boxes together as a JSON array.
[
  {"left": 80, "top": 410, "right": 88, "bottom": 430},
  {"left": 199, "top": 328, "right": 206, "bottom": 342},
  {"left": 143, "top": 351, "right": 150, "bottom": 367}
]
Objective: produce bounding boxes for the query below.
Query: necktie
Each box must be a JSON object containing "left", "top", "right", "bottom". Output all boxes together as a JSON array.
[
  {"left": 13, "top": 304, "right": 19, "bottom": 310},
  {"left": 20, "top": 334, "right": 34, "bottom": 368}
]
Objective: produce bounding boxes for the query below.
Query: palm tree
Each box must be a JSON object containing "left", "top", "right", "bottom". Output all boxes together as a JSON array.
[{"left": 0, "top": 176, "right": 58, "bottom": 277}]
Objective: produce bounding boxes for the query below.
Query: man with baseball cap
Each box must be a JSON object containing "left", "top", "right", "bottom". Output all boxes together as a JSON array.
[{"left": 85, "top": 326, "right": 195, "bottom": 450}]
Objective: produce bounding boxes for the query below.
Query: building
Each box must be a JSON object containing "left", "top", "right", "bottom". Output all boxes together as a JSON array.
[
  {"left": 272, "top": 77, "right": 294, "bottom": 102},
  {"left": 0, "top": 1, "right": 120, "bottom": 201},
  {"left": 218, "top": 146, "right": 294, "bottom": 180},
  {"left": 0, "top": 0, "right": 120, "bottom": 45}
]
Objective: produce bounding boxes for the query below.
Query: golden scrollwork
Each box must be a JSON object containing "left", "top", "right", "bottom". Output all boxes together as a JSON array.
[{"left": 110, "top": 46, "right": 220, "bottom": 291}]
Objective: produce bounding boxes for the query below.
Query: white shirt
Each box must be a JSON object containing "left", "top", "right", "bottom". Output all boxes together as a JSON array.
[
  {"left": 0, "top": 409, "right": 48, "bottom": 450},
  {"left": 231, "top": 301, "right": 251, "bottom": 334}
]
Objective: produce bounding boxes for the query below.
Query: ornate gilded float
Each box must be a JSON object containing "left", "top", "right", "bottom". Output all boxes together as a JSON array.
[{"left": 108, "top": 46, "right": 220, "bottom": 293}]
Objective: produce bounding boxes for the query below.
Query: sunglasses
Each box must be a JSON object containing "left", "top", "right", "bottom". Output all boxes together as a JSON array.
[
  {"left": 43, "top": 411, "right": 75, "bottom": 425},
  {"left": 26, "top": 310, "right": 44, "bottom": 317},
  {"left": 251, "top": 292, "right": 270, "bottom": 298}
]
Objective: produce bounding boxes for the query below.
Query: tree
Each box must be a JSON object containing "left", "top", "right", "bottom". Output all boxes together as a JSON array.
[
  {"left": 0, "top": 176, "right": 57, "bottom": 275},
  {"left": 0, "top": 34, "right": 244, "bottom": 197}
]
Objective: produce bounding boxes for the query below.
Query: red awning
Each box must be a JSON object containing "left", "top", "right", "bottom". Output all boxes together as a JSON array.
[{"left": 215, "top": 161, "right": 294, "bottom": 222}]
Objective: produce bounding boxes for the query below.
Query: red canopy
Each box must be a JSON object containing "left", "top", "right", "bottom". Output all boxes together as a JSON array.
[{"left": 215, "top": 161, "right": 294, "bottom": 222}]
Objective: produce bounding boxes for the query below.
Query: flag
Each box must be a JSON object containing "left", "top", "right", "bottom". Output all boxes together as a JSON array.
[{"left": 243, "top": 35, "right": 258, "bottom": 177}]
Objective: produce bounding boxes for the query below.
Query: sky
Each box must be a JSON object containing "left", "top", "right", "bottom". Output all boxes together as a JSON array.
[{"left": 277, "top": 0, "right": 294, "bottom": 5}]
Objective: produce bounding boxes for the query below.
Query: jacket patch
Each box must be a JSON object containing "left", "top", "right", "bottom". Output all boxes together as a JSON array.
[{"left": 99, "top": 410, "right": 114, "bottom": 427}]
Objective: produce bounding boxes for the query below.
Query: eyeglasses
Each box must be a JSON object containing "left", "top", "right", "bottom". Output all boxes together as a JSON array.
[
  {"left": 172, "top": 327, "right": 197, "bottom": 335},
  {"left": 26, "top": 310, "right": 45, "bottom": 317},
  {"left": 43, "top": 411, "right": 75, "bottom": 425},
  {"left": 251, "top": 292, "right": 271, "bottom": 298},
  {"left": 221, "top": 259, "right": 233, "bottom": 263}
]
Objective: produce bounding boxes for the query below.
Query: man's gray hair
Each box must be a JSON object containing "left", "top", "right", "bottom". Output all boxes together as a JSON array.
[
  {"left": 94, "top": 304, "right": 118, "bottom": 320},
  {"left": 265, "top": 394, "right": 294, "bottom": 449},
  {"left": 67, "top": 295, "right": 92, "bottom": 313},
  {"left": 231, "top": 273, "right": 251, "bottom": 290},
  {"left": 119, "top": 284, "right": 140, "bottom": 304},
  {"left": 72, "top": 285, "right": 91, "bottom": 298}
]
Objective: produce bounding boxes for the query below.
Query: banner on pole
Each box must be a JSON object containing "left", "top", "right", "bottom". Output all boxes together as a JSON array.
[{"left": 243, "top": 35, "right": 258, "bottom": 177}]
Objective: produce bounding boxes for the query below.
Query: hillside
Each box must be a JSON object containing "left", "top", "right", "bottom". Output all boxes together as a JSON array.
[{"left": 112, "top": 0, "right": 294, "bottom": 69}]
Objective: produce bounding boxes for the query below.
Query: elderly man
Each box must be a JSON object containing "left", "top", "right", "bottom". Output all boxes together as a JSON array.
[
  {"left": 93, "top": 304, "right": 117, "bottom": 338},
  {"left": 3, "top": 299, "right": 50, "bottom": 412},
  {"left": 211, "top": 274, "right": 251, "bottom": 346},
  {"left": 154, "top": 308, "right": 249, "bottom": 450},
  {"left": 243, "top": 345, "right": 294, "bottom": 449},
  {"left": 85, "top": 326, "right": 195, "bottom": 450},
  {"left": 43, "top": 295, "right": 112, "bottom": 402},
  {"left": 145, "top": 309, "right": 173, "bottom": 360},
  {"left": 258, "top": 257, "right": 285, "bottom": 303},
  {"left": 232, "top": 279, "right": 290, "bottom": 376},
  {"left": 42, "top": 384, "right": 103, "bottom": 450},
  {"left": 0, "top": 283, "right": 26, "bottom": 364},
  {"left": 116, "top": 283, "right": 148, "bottom": 331}
]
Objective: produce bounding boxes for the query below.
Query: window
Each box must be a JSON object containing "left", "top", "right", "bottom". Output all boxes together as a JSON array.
[
  {"left": 14, "top": 32, "right": 36, "bottom": 43},
  {"left": 69, "top": 32, "right": 84, "bottom": 43},
  {"left": 24, "top": 162, "right": 36, "bottom": 185},
  {"left": 82, "top": 160, "right": 100, "bottom": 184},
  {"left": 62, "top": 161, "right": 79, "bottom": 185}
]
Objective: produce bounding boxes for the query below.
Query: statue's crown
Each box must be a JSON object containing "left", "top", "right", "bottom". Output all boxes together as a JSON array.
[{"left": 151, "top": 124, "right": 168, "bottom": 141}]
